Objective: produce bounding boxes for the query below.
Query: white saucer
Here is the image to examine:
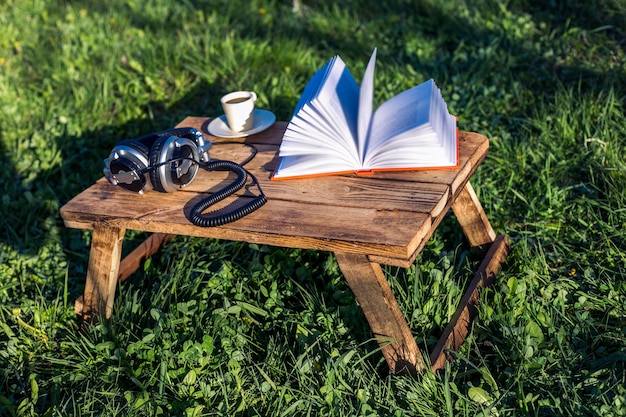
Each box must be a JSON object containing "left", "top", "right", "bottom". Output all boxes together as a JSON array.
[{"left": 208, "top": 109, "right": 276, "bottom": 138}]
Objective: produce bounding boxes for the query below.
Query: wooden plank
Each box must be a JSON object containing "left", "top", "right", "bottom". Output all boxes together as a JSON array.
[
  {"left": 452, "top": 181, "right": 496, "bottom": 247},
  {"left": 335, "top": 252, "right": 425, "bottom": 375},
  {"left": 62, "top": 136, "right": 452, "bottom": 219},
  {"left": 78, "top": 224, "right": 126, "bottom": 319},
  {"left": 86, "top": 139, "right": 451, "bottom": 216},
  {"left": 356, "top": 132, "right": 488, "bottom": 188},
  {"left": 429, "top": 235, "right": 509, "bottom": 372},
  {"left": 61, "top": 184, "right": 432, "bottom": 259},
  {"left": 176, "top": 144, "right": 452, "bottom": 215},
  {"left": 368, "top": 136, "right": 490, "bottom": 267},
  {"left": 259, "top": 177, "right": 449, "bottom": 214}
]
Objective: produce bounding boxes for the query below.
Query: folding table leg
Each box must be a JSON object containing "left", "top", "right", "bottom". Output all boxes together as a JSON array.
[
  {"left": 75, "top": 224, "right": 126, "bottom": 320},
  {"left": 335, "top": 252, "right": 424, "bottom": 375},
  {"left": 429, "top": 235, "right": 509, "bottom": 371},
  {"left": 452, "top": 181, "right": 496, "bottom": 247},
  {"left": 425, "top": 181, "right": 509, "bottom": 371}
]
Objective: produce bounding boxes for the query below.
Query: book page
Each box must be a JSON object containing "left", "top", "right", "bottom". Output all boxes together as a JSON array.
[
  {"left": 279, "top": 55, "right": 360, "bottom": 166},
  {"left": 272, "top": 154, "right": 356, "bottom": 179},
  {"left": 313, "top": 57, "right": 359, "bottom": 151},
  {"left": 281, "top": 105, "right": 361, "bottom": 164},
  {"left": 310, "top": 96, "right": 359, "bottom": 158},
  {"left": 275, "top": 56, "right": 458, "bottom": 179},
  {"left": 365, "top": 79, "right": 433, "bottom": 159},
  {"left": 363, "top": 79, "right": 457, "bottom": 169},
  {"left": 357, "top": 48, "right": 377, "bottom": 163},
  {"left": 291, "top": 57, "right": 334, "bottom": 116}
]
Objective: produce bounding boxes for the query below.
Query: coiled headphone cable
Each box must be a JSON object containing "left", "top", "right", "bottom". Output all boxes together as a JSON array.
[
  {"left": 188, "top": 159, "right": 267, "bottom": 227},
  {"left": 187, "top": 142, "right": 267, "bottom": 227}
]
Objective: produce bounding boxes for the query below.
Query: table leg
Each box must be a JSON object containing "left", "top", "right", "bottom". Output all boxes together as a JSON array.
[
  {"left": 75, "top": 224, "right": 126, "bottom": 320},
  {"left": 334, "top": 252, "right": 424, "bottom": 375},
  {"left": 452, "top": 181, "right": 496, "bottom": 247},
  {"left": 429, "top": 234, "right": 509, "bottom": 372}
]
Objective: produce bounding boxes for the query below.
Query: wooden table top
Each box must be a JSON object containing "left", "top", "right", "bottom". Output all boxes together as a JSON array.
[{"left": 60, "top": 116, "right": 489, "bottom": 267}]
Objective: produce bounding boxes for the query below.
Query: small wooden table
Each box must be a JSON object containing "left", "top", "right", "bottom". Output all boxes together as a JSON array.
[{"left": 60, "top": 116, "right": 509, "bottom": 374}]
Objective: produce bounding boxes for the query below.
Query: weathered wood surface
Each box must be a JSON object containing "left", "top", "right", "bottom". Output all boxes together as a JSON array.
[
  {"left": 60, "top": 117, "right": 489, "bottom": 265},
  {"left": 452, "top": 181, "right": 497, "bottom": 247},
  {"left": 78, "top": 225, "right": 125, "bottom": 319}
]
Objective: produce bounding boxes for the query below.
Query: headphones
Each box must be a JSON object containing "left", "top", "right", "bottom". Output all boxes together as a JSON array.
[
  {"left": 104, "top": 127, "right": 266, "bottom": 227},
  {"left": 104, "top": 127, "right": 211, "bottom": 194}
]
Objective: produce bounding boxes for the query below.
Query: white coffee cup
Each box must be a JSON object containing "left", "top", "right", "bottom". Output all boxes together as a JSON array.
[{"left": 220, "top": 91, "right": 257, "bottom": 133}]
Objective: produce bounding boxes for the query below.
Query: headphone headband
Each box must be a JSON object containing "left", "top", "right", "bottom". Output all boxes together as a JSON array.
[
  {"left": 134, "top": 127, "right": 212, "bottom": 163},
  {"left": 103, "top": 127, "right": 210, "bottom": 194}
]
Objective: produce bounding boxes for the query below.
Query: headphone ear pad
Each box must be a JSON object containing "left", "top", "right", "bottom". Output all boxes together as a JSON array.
[
  {"left": 148, "top": 136, "right": 170, "bottom": 193},
  {"left": 148, "top": 136, "right": 200, "bottom": 193},
  {"left": 105, "top": 139, "right": 152, "bottom": 193}
]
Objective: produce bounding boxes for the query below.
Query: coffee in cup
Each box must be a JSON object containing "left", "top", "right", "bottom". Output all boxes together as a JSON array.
[{"left": 220, "top": 91, "right": 257, "bottom": 133}]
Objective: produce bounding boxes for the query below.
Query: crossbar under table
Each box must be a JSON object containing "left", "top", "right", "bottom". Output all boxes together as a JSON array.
[{"left": 60, "top": 116, "right": 509, "bottom": 374}]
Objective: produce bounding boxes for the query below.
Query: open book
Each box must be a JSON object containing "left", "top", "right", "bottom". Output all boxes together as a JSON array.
[{"left": 271, "top": 49, "right": 458, "bottom": 180}]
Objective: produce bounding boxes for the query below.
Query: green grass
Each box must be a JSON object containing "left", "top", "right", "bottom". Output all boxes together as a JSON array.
[{"left": 1, "top": 0, "right": 625, "bottom": 415}]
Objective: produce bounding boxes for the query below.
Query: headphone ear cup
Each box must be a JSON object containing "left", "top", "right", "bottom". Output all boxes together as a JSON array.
[
  {"left": 149, "top": 135, "right": 200, "bottom": 193},
  {"left": 104, "top": 140, "right": 153, "bottom": 193}
]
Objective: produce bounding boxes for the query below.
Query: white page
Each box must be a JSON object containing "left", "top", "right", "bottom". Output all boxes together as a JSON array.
[
  {"left": 292, "top": 58, "right": 334, "bottom": 116},
  {"left": 365, "top": 139, "right": 449, "bottom": 168},
  {"left": 280, "top": 128, "right": 340, "bottom": 155},
  {"left": 307, "top": 99, "right": 357, "bottom": 159},
  {"left": 273, "top": 154, "right": 355, "bottom": 179},
  {"left": 357, "top": 48, "right": 377, "bottom": 163},
  {"left": 363, "top": 79, "right": 457, "bottom": 169},
  {"left": 362, "top": 79, "right": 433, "bottom": 166},
  {"left": 313, "top": 56, "right": 359, "bottom": 149},
  {"left": 282, "top": 110, "right": 341, "bottom": 154},
  {"left": 276, "top": 56, "right": 458, "bottom": 178},
  {"left": 292, "top": 108, "right": 361, "bottom": 165},
  {"left": 289, "top": 101, "right": 359, "bottom": 159},
  {"left": 365, "top": 134, "right": 450, "bottom": 168},
  {"left": 280, "top": 55, "right": 360, "bottom": 165},
  {"left": 292, "top": 103, "right": 345, "bottom": 141},
  {"left": 281, "top": 61, "right": 337, "bottom": 156},
  {"left": 282, "top": 111, "right": 359, "bottom": 162}
]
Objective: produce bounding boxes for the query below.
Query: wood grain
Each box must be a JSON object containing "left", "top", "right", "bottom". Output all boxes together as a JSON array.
[
  {"left": 79, "top": 225, "right": 125, "bottom": 319},
  {"left": 60, "top": 117, "right": 489, "bottom": 265},
  {"left": 452, "top": 181, "right": 496, "bottom": 247}
]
